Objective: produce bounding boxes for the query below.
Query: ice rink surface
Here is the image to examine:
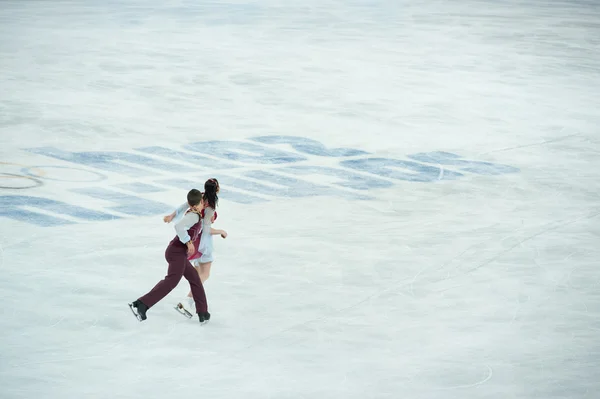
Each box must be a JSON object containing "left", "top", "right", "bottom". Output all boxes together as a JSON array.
[{"left": 1, "top": 1, "right": 599, "bottom": 398}]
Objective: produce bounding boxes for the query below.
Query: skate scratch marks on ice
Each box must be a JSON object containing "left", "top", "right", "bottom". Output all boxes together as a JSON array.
[
  {"left": 408, "top": 235, "right": 490, "bottom": 298},
  {"left": 478, "top": 132, "right": 580, "bottom": 156},
  {"left": 435, "top": 364, "right": 494, "bottom": 391},
  {"left": 458, "top": 210, "right": 600, "bottom": 277},
  {"left": 430, "top": 211, "right": 600, "bottom": 298},
  {"left": 232, "top": 285, "right": 415, "bottom": 356}
]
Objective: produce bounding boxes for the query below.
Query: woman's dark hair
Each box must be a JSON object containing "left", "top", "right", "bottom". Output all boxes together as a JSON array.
[
  {"left": 203, "top": 178, "right": 219, "bottom": 209},
  {"left": 187, "top": 188, "right": 203, "bottom": 207}
]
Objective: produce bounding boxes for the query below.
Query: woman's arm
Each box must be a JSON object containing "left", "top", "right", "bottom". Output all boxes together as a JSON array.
[
  {"left": 209, "top": 227, "right": 227, "bottom": 237},
  {"left": 204, "top": 208, "right": 226, "bottom": 238}
]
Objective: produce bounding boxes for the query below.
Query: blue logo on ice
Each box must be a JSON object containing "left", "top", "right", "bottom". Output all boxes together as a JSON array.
[{"left": 0, "top": 136, "right": 519, "bottom": 226}]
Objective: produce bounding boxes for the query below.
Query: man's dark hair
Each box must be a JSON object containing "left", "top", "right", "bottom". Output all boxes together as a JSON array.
[{"left": 187, "top": 189, "right": 203, "bottom": 207}]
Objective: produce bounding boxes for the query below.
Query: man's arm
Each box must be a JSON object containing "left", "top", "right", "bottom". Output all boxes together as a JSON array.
[{"left": 174, "top": 211, "right": 199, "bottom": 244}]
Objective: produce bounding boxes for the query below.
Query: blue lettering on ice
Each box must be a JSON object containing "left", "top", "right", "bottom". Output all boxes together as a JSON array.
[
  {"left": 152, "top": 177, "right": 199, "bottom": 190},
  {"left": 249, "top": 135, "right": 369, "bottom": 157},
  {"left": 340, "top": 158, "right": 464, "bottom": 182},
  {"left": 216, "top": 187, "right": 268, "bottom": 204},
  {"left": 71, "top": 187, "right": 171, "bottom": 216},
  {"left": 0, "top": 195, "right": 119, "bottom": 227},
  {"left": 183, "top": 140, "right": 306, "bottom": 164},
  {"left": 406, "top": 152, "right": 520, "bottom": 175},
  {"left": 25, "top": 147, "right": 191, "bottom": 177},
  {"left": 241, "top": 170, "right": 373, "bottom": 200},
  {"left": 6, "top": 135, "right": 519, "bottom": 226},
  {"left": 213, "top": 174, "right": 299, "bottom": 198},
  {"left": 113, "top": 182, "right": 165, "bottom": 193},
  {"left": 277, "top": 165, "right": 393, "bottom": 191},
  {"left": 134, "top": 146, "right": 238, "bottom": 170}
]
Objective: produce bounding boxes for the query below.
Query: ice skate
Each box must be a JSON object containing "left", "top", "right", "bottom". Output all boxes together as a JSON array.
[
  {"left": 129, "top": 300, "right": 148, "bottom": 321},
  {"left": 198, "top": 312, "right": 210, "bottom": 325},
  {"left": 174, "top": 298, "right": 193, "bottom": 319}
]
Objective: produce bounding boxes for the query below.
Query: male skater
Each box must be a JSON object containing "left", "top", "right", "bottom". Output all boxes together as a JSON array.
[{"left": 129, "top": 189, "right": 211, "bottom": 324}]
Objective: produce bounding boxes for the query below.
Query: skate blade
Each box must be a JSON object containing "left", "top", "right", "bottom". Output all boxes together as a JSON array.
[
  {"left": 175, "top": 302, "right": 193, "bottom": 319},
  {"left": 128, "top": 303, "right": 143, "bottom": 322}
]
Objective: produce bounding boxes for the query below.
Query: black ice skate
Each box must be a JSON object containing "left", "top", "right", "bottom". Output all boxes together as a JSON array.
[
  {"left": 129, "top": 300, "right": 148, "bottom": 321},
  {"left": 198, "top": 312, "right": 210, "bottom": 325}
]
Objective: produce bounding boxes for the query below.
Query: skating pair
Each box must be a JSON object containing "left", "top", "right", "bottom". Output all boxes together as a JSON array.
[{"left": 128, "top": 189, "right": 212, "bottom": 325}]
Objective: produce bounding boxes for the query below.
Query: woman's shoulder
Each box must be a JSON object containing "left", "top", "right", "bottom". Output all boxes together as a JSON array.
[{"left": 200, "top": 206, "right": 214, "bottom": 217}]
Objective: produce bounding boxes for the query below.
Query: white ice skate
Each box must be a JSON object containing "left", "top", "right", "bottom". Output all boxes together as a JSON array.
[{"left": 174, "top": 297, "right": 194, "bottom": 319}]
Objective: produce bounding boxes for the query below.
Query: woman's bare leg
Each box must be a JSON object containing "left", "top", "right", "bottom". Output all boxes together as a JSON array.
[
  {"left": 198, "top": 262, "right": 212, "bottom": 283},
  {"left": 187, "top": 262, "right": 213, "bottom": 297}
]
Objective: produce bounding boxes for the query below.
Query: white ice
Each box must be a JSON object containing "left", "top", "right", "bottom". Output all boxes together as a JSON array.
[{"left": 1, "top": 1, "right": 600, "bottom": 398}]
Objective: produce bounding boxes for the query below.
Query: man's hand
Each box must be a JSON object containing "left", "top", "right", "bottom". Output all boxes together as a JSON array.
[
  {"left": 220, "top": 230, "right": 227, "bottom": 239},
  {"left": 186, "top": 241, "right": 195, "bottom": 256}
]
